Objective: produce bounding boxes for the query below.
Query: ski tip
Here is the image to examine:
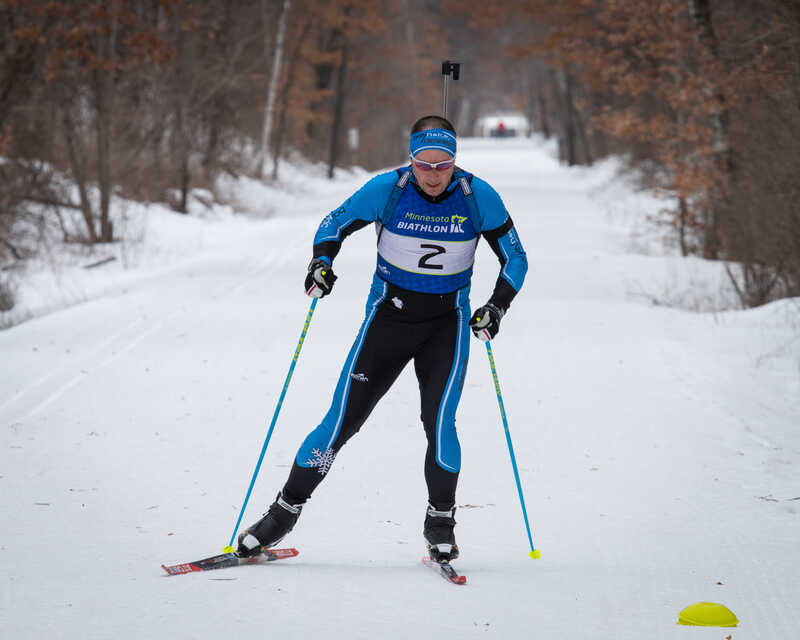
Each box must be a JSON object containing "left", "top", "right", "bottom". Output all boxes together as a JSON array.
[
  {"left": 528, "top": 549, "right": 542, "bottom": 559},
  {"left": 162, "top": 563, "right": 195, "bottom": 576}
]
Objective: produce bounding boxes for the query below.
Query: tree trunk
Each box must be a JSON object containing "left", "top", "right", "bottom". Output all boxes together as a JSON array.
[
  {"left": 558, "top": 69, "right": 577, "bottom": 165},
  {"left": 256, "top": 0, "right": 291, "bottom": 178},
  {"left": 688, "top": 0, "right": 732, "bottom": 259},
  {"left": 62, "top": 107, "right": 98, "bottom": 243},
  {"left": 179, "top": 143, "right": 189, "bottom": 213},
  {"left": 327, "top": 35, "right": 349, "bottom": 180},
  {"left": 149, "top": 112, "right": 166, "bottom": 203},
  {"left": 203, "top": 95, "right": 223, "bottom": 182},
  {"left": 93, "top": 70, "right": 114, "bottom": 240},
  {"left": 203, "top": 3, "right": 234, "bottom": 182},
  {"left": 792, "top": 40, "right": 800, "bottom": 108},
  {"left": 87, "top": 0, "right": 121, "bottom": 242},
  {"left": 521, "top": 64, "right": 534, "bottom": 137},
  {"left": 534, "top": 63, "right": 550, "bottom": 138},
  {"left": 573, "top": 96, "right": 593, "bottom": 166},
  {"left": 171, "top": 22, "right": 189, "bottom": 214},
  {"left": 403, "top": 0, "right": 419, "bottom": 117},
  {"left": 271, "top": 18, "right": 312, "bottom": 181},
  {"left": 174, "top": 95, "right": 189, "bottom": 213},
  {"left": 678, "top": 196, "right": 689, "bottom": 257},
  {"left": 95, "top": 95, "right": 114, "bottom": 239}
]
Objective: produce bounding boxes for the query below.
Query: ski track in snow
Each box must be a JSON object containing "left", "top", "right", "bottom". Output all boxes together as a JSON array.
[{"left": 1, "top": 138, "right": 798, "bottom": 640}]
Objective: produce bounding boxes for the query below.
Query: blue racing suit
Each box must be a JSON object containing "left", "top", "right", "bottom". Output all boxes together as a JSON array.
[{"left": 282, "top": 166, "right": 527, "bottom": 509}]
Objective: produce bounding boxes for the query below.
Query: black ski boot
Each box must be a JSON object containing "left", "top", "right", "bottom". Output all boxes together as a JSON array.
[
  {"left": 237, "top": 492, "right": 303, "bottom": 558},
  {"left": 424, "top": 503, "right": 459, "bottom": 562}
]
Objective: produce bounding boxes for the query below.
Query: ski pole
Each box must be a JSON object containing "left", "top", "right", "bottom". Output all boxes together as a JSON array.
[
  {"left": 484, "top": 341, "right": 541, "bottom": 559},
  {"left": 225, "top": 297, "right": 318, "bottom": 550}
]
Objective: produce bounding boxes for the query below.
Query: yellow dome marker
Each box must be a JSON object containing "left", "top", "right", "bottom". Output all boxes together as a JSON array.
[
  {"left": 528, "top": 549, "right": 541, "bottom": 559},
  {"left": 677, "top": 602, "right": 738, "bottom": 627}
]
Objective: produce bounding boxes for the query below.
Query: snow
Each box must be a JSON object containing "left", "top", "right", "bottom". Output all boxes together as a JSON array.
[{"left": 1, "top": 137, "right": 798, "bottom": 639}]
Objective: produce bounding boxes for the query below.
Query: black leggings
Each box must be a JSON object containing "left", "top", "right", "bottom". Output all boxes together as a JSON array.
[{"left": 282, "top": 284, "right": 471, "bottom": 511}]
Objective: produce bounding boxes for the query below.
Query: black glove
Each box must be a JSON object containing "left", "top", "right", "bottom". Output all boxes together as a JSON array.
[
  {"left": 469, "top": 303, "right": 504, "bottom": 341},
  {"left": 305, "top": 258, "right": 337, "bottom": 298}
]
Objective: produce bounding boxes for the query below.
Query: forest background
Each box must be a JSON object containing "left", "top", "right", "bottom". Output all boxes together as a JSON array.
[{"left": 1, "top": 0, "right": 798, "bottom": 311}]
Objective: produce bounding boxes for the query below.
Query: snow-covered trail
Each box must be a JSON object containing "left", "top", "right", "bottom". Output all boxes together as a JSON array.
[{"left": 1, "top": 138, "right": 798, "bottom": 639}]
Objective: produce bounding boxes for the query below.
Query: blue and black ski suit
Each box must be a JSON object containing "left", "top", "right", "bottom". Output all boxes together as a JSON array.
[{"left": 281, "top": 165, "right": 528, "bottom": 510}]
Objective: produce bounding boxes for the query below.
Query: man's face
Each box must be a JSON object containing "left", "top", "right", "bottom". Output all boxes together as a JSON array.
[{"left": 411, "top": 149, "right": 455, "bottom": 198}]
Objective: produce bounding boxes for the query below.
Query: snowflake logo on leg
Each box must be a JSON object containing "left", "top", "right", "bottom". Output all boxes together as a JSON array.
[{"left": 306, "top": 447, "right": 336, "bottom": 475}]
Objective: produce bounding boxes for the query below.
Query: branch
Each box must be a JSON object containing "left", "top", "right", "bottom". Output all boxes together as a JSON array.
[
  {"left": 0, "top": 237, "right": 23, "bottom": 261},
  {"left": 19, "top": 195, "right": 82, "bottom": 210},
  {"left": 724, "top": 263, "right": 746, "bottom": 308}
]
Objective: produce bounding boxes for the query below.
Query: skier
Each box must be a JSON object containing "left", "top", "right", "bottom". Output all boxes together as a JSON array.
[{"left": 238, "top": 115, "right": 527, "bottom": 563}]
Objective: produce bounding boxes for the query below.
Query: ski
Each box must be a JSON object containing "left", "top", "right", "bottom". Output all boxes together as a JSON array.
[
  {"left": 162, "top": 547, "right": 298, "bottom": 576},
  {"left": 422, "top": 556, "right": 467, "bottom": 585}
]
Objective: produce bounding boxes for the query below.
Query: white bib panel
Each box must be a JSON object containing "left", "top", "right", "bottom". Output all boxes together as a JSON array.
[{"left": 377, "top": 227, "right": 478, "bottom": 276}]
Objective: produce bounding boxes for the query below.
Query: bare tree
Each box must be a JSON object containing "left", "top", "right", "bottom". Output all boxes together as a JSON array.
[{"left": 255, "top": 0, "right": 291, "bottom": 178}]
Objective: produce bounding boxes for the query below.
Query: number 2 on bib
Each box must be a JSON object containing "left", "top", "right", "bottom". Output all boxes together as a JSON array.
[{"left": 418, "top": 244, "right": 446, "bottom": 270}]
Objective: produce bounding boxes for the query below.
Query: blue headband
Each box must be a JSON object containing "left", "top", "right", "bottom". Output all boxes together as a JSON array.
[{"left": 409, "top": 128, "right": 456, "bottom": 158}]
